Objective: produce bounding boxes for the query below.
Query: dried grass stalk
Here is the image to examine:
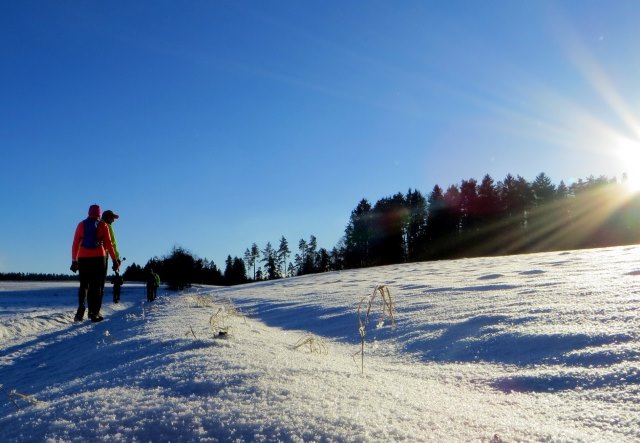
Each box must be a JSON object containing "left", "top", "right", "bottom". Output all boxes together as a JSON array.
[
  {"left": 0, "top": 384, "right": 45, "bottom": 411},
  {"left": 192, "top": 294, "right": 213, "bottom": 308},
  {"left": 209, "top": 301, "right": 241, "bottom": 335},
  {"left": 292, "top": 334, "right": 328, "bottom": 354},
  {"left": 356, "top": 285, "right": 395, "bottom": 373}
]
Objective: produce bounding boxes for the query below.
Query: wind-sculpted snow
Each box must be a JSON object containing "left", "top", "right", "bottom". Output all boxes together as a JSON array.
[{"left": 1, "top": 246, "right": 640, "bottom": 441}]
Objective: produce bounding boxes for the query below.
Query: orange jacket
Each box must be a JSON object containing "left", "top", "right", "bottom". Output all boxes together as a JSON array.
[{"left": 72, "top": 217, "right": 118, "bottom": 262}]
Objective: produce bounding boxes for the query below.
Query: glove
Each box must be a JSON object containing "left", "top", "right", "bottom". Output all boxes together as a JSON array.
[
  {"left": 70, "top": 261, "right": 79, "bottom": 273},
  {"left": 112, "top": 259, "right": 120, "bottom": 272}
]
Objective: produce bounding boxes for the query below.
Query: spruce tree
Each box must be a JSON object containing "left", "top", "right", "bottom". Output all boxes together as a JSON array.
[
  {"left": 344, "top": 199, "right": 373, "bottom": 268},
  {"left": 532, "top": 172, "right": 556, "bottom": 205},
  {"left": 426, "top": 185, "right": 446, "bottom": 259},
  {"left": 405, "top": 189, "right": 428, "bottom": 262},
  {"left": 370, "top": 193, "right": 408, "bottom": 265},
  {"left": 261, "top": 242, "right": 279, "bottom": 279}
]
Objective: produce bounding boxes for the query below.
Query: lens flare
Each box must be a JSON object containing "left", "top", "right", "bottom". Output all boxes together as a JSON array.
[{"left": 614, "top": 137, "right": 640, "bottom": 192}]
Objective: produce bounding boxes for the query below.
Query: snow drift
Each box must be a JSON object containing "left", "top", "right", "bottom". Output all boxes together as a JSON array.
[{"left": 1, "top": 246, "right": 639, "bottom": 441}]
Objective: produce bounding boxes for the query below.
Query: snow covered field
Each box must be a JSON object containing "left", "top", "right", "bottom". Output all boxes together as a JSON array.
[{"left": 1, "top": 246, "right": 639, "bottom": 442}]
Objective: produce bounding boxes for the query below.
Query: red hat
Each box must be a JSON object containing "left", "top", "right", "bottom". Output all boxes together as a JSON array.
[
  {"left": 88, "top": 204, "right": 101, "bottom": 218},
  {"left": 103, "top": 210, "right": 119, "bottom": 220}
]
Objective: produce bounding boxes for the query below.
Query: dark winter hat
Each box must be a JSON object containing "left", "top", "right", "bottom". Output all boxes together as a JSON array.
[
  {"left": 88, "top": 204, "right": 101, "bottom": 218},
  {"left": 103, "top": 210, "right": 119, "bottom": 220}
]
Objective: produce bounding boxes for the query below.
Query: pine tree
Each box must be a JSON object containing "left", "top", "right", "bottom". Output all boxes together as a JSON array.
[
  {"left": 532, "top": 172, "right": 556, "bottom": 205},
  {"left": 477, "top": 174, "right": 500, "bottom": 218},
  {"left": 497, "top": 174, "right": 534, "bottom": 253},
  {"left": 458, "top": 178, "right": 480, "bottom": 254},
  {"left": 250, "top": 243, "right": 260, "bottom": 280},
  {"left": 370, "top": 193, "right": 408, "bottom": 265},
  {"left": 556, "top": 180, "right": 569, "bottom": 199},
  {"left": 426, "top": 185, "right": 446, "bottom": 259},
  {"left": 459, "top": 179, "right": 479, "bottom": 234},
  {"left": 261, "top": 242, "right": 279, "bottom": 279},
  {"left": 443, "top": 184, "right": 461, "bottom": 251},
  {"left": 232, "top": 257, "right": 247, "bottom": 284},
  {"left": 317, "top": 248, "right": 330, "bottom": 272},
  {"left": 223, "top": 255, "right": 234, "bottom": 283},
  {"left": 344, "top": 199, "right": 373, "bottom": 268},
  {"left": 405, "top": 189, "right": 428, "bottom": 262},
  {"left": 475, "top": 174, "right": 501, "bottom": 255},
  {"left": 297, "top": 239, "right": 307, "bottom": 275},
  {"left": 306, "top": 235, "right": 318, "bottom": 273},
  {"left": 330, "top": 241, "right": 345, "bottom": 270},
  {"left": 277, "top": 236, "right": 290, "bottom": 277},
  {"left": 243, "top": 248, "right": 253, "bottom": 280}
]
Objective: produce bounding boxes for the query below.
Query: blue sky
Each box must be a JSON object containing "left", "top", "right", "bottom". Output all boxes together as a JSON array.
[{"left": 2, "top": 1, "right": 640, "bottom": 274}]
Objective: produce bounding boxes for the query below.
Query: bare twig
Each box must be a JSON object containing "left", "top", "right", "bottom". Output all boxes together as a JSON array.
[{"left": 1, "top": 384, "right": 45, "bottom": 411}]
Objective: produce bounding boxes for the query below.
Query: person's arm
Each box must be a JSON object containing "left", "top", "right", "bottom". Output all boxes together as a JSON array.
[
  {"left": 70, "top": 222, "right": 83, "bottom": 272},
  {"left": 71, "top": 222, "right": 83, "bottom": 261},
  {"left": 99, "top": 222, "right": 118, "bottom": 264},
  {"left": 108, "top": 224, "right": 120, "bottom": 261}
]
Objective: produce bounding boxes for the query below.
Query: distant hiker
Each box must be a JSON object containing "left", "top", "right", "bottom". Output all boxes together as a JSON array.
[
  {"left": 71, "top": 204, "right": 119, "bottom": 322},
  {"left": 100, "top": 210, "right": 121, "bottom": 299},
  {"left": 112, "top": 273, "right": 124, "bottom": 303},
  {"left": 146, "top": 268, "right": 160, "bottom": 302}
]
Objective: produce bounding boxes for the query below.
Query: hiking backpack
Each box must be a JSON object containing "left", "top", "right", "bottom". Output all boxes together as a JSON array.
[{"left": 81, "top": 218, "right": 102, "bottom": 249}]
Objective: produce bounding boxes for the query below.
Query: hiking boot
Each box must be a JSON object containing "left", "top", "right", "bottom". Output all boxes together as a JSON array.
[
  {"left": 89, "top": 313, "right": 104, "bottom": 323},
  {"left": 74, "top": 306, "right": 85, "bottom": 322}
]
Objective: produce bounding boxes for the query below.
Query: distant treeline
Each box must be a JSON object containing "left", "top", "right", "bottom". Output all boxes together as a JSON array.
[
  {"left": 341, "top": 173, "right": 640, "bottom": 267},
  {"left": 9, "top": 172, "right": 639, "bottom": 286},
  {"left": 122, "top": 248, "right": 225, "bottom": 290},
  {"left": 119, "top": 172, "right": 640, "bottom": 288},
  {"left": 0, "top": 273, "right": 78, "bottom": 281}
]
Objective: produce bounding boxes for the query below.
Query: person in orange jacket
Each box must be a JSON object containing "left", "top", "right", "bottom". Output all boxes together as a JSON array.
[{"left": 71, "top": 204, "right": 119, "bottom": 322}]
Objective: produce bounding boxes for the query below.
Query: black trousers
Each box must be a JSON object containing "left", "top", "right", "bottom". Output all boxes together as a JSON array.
[
  {"left": 147, "top": 286, "right": 157, "bottom": 302},
  {"left": 102, "top": 258, "right": 109, "bottom": 298},
  {"left": 113, "top": 284, "right": 122, "bottom": 302},
  {"left": 78, "top": 256, "right": 107, "bottom": 316}
]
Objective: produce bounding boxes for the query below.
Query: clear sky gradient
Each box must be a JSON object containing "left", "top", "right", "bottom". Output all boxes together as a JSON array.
[{"left": 2, "top": 1, "right": 640, "bottom": 274}]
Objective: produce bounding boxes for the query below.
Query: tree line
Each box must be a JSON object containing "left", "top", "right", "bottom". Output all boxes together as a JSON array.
[
  {"left": 340, "top": 172, "right": 640, "bottom": 268},
  {"left": 0, "top": 273, "right": 78, "bottom": 281},
  {"left": 118, "top": 172, "right": 640, "bottom": 288},
  {"left": 120, "top": 234, "right": 335, "bottom": 288},
  {"left": 6, "top": 172, "right": 638, "bottom": 285}
]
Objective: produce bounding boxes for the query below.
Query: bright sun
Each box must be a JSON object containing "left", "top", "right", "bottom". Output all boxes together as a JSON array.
[{"left": 615, "top": 138, "right": 640, "bottom": 193}]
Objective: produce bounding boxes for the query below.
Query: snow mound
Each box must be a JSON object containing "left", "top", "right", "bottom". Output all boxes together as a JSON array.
[{"left": 1, "top": 246, "right": 640, "bottom": 441}]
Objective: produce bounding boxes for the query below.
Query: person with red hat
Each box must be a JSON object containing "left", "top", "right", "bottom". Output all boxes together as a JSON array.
[{"left": 70, "top": 204, "right": 119, "bottom": 322}]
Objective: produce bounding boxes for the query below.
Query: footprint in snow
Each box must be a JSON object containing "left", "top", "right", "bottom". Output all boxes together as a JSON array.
[
  {"left": 478, "top": 274, "right": 503, "bottom": 280},
  {"left": 519, "top": 270, "right": 546, "bottom": 276}
]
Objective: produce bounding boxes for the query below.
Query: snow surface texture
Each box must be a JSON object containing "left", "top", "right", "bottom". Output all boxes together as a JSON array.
[{"left": 1, "top": 246, "right": 639, "bottom": 442}]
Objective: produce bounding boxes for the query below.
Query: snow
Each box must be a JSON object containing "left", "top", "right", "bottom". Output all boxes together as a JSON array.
[{"left": 1, "top": 246, "right": 640, "bottom": 442}]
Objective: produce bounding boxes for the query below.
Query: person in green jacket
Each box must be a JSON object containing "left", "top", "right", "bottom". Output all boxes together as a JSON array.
[
  {"left": 147, "top": 268, "right": 160, "bottom": 302},
  {"left": 101, "top": 210, "right": 122, "bottom": 301}
]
